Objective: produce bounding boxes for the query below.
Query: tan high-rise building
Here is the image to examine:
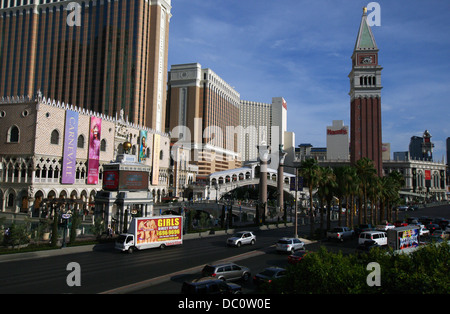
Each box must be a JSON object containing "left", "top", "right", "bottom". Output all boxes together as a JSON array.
[
  {"left": 166, "top": 63, "right": 241, "bottom": 178},
  {"left": 0, "top": 0, "right": 171, "bottom": 132}
]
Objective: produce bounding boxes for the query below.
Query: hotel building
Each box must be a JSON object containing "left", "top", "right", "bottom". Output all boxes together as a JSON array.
[
  {"left": 0, "top": 0, "right": 171, "bottom": 132},
  {"left": 166, "top": 63, "right": 241, "bottom": 178}
]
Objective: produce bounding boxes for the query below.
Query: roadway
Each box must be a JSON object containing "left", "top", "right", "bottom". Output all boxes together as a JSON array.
[{"left": 0, "top": 204, "right": 447, "bottom": 295}]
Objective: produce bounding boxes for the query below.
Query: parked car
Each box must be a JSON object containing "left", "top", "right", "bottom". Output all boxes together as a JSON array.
[
  {"left": 435, "top": 218, "right": 449, "bottom": 230},
  {"left": 431, "top": 230, "right": 449, "bottom": 240},
  {"left": 355, "top": 224, "right": 374, "bottom": 235},
  {"left": 419, "top": 227, "right": 430, "bottom": 237},
  {"left": 406, "top": 217, "right": 419, "bottom": 224},
  {"left": 327, "top": 227, "right": 355, "bottom": 241},
  {"left": 445, "top": 225, "right": 450, "bottom": 233},
  {"left": 253, "top": 267, "right": 286, "bottom": 286},
  {"left": 201, "top": 263, "right": 251, "bottom": 282},
  {"left": 275, "top": 237, "right": 305, "bottom": 253},
  {"left": 426, "top": 224, "right": 440, "bottom": 233},
  {"left": 375, "top": 223, "right": 395, "bottom": 231},
  {"left": 419, "top": 216, "right": 433, "bottom": 225},
  {"left": 358, "top": 230, "right": 387, "bottom": 246},
  {"left": 397, "top": 205, "right": 409, "bottom": 211},
  {"left": 181, "top": 278, "right": 242, "bottom": 294},
  {"left": 226, "top": 231, "right": 256, "bottom": 247},
  {"left": 287, "top": 250, "right": 309, "bottom": 264},
  {"left": 394, "top": 220, "right": 408, "bottom": 227}
]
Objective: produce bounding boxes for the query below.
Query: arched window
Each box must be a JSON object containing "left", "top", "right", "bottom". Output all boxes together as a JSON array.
[
  {"left": 8, "top": 125, "right": 19, "bottom": 143},
  {"left": 7, "top": 193, "right": 14, "bottom": 207},
  {"left": 100, "top": 139, "right": 107, "bottom": 152},
  {"left": 50, "top": 129, "right": 59, "bottom": 144},
  {"left": 77, "top": 135, "right": 85, "bottom": 148}
]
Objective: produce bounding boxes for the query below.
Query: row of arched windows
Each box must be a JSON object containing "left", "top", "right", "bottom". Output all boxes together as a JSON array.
[
  {"left": 359, "top": 75, "right": 377, "bottom": 86},
  {"left": 6, "top": 125, "right": 107, "bottom": 152}
]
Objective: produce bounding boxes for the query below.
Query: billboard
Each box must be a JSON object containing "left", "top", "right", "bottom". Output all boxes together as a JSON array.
[
  {"left": 61, "top": 110, "right": 79, "bottom": 184},
  {"left": 103, "top": 170, "right": 149, "bottom": 191},
  {"left": 87, "top": 116, "right": 102, "bottom": 184},
  {"left": 136, "top": 217, "right": 182, "bottom": 245},
  {"left": 139, "top": 130, "right": 148, "bottom": 162},
  {"left": 398, "top": 228, "right": 419, "bottom": 250}
]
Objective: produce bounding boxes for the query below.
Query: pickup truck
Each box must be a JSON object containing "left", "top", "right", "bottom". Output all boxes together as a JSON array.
[{"left": 327, "top": 227, "right": 355, "bottom": 242}]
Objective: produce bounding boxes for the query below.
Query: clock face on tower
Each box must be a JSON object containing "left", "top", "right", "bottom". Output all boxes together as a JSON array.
[{"left": 358, "top": 53, "right": 377, "bottom": 66}]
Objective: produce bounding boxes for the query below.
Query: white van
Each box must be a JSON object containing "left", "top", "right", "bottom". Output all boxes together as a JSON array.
[{"left": 358, "top": 231, "right": 387, "bottom": 246}]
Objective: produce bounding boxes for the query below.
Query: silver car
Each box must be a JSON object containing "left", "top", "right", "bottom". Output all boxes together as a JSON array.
[
  {"left": 276, "top": 237, "right": 305, "bottom": 253},
  {"left": 201, "top": 263, "right": 251, "bottom": 282},
  {"left": 226, "top": 231, "right": 256, "bottom": 247}
]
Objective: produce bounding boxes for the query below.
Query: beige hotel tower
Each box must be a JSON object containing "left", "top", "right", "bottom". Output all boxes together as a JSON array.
[{"left": 0, "top": 0, "right": 171, "bottom": 132}]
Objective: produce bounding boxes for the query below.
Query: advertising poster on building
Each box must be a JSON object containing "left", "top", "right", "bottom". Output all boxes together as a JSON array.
[
  {"left": 152, "top": 133, "right": 160, "bottom": 185},
  {"left": 61, "top": 110, "right": 79, "bottom": 184},
  {"left": 87, "top": 116, "right": 102, "bottom": 184},
  {"left": 139, "top": 130, "right": 148, "bottom": 162},
  {"left": 136, "top": 217, "right": 182, "bottom": 245}
]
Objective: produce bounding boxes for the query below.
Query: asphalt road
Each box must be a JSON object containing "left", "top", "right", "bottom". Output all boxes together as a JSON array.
[{"left": 0, "top": 204, "right": 447, "bottom": 294}]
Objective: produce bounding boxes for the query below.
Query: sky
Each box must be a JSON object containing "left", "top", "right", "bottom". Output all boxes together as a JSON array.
[{"left": 167, "top": 0, "right": 450, "bottom": 162}]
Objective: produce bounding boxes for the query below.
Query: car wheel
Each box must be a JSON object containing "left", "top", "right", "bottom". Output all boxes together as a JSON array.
[
  {"left": 242, "top": 272, "right": 250, "bottom": 281},
  {"left": 127, "top": 247, "right": 134, "bottom": 254},
  {"left": 236, "top": 242, "right": 241, "bottom": 247},
  {"left": 251, "top": 239, "right": 255, "bottom": 245}
]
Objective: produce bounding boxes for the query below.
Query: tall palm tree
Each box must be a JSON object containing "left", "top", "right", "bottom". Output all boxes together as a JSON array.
[
  {"left": 334, "top": 165, "right": 354, "bottom": 227},
  {"left": 317, "top": 166, "right": 337, "bottom": 231},
  {"left": 368, "top": 175, "right": 382, "bottom": 225},
  {"left": 355, "top": 158, "right": 377, "bottom": 224},
  {"left": 386, "top": 170, "right": 405, "bottom": 221},
  {"left": 299, "top": 158, "right": 320, "bottom": 238}
]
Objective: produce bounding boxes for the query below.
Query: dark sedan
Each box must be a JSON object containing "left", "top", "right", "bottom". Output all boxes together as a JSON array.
[{"left": 253, "top": 267, "right": 286, "bottom": 286}]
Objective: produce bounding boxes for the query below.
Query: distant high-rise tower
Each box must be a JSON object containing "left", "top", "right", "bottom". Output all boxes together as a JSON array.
[
  {"left": 349, "top": 7, "right": 383, "bottom": 175},
  {"left": 0, "top": 0, "right": 171, "bottom": 132}
]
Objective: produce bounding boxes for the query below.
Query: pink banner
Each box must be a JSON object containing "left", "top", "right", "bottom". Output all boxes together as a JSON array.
[{"left": 87, "top": 116, "right": 102, "bottom": 184}]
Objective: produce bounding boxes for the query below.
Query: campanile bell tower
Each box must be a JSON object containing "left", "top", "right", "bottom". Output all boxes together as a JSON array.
[{"left": 349, "top": 7, "right": 383, "bottom": 175}]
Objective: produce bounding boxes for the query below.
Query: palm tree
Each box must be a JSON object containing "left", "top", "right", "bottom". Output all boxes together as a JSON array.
[
  {"left": 386, "top": 171, "right": 405, "bottom": 221},
  {"left": 299, "top": 158, "right": 320, "bottom": 238},
  {"left": 317, "top": 166, "right": 337, "bottom": 231},
  {"left": 348, "top": 167, "right": 361, "bottom": 229},
  {"left": 367, "top": 175, "right": 382, "bottom": 225},
  {"left": 355, "top": 158, "right": 377, "bottom": 224},
  {"left": 333, "top": 165, "right": 353, "bottom": 227}
]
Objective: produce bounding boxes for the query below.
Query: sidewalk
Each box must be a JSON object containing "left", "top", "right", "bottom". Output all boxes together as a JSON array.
[{"left": 0, "top": 221, "right": 315, "bottom": 262}]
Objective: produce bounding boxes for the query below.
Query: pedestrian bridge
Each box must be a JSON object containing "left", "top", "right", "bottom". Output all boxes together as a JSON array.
[{"left": 207, "top": 163, "right": 296, "bottom": 200}]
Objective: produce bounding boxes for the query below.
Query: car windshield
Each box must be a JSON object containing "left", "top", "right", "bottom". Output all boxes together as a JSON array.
[
  {"left": 331, "top": 228, "right": 342, "bottom": 232},
  {"left": 277, "top": 239, "right": 290, "bottom": 244},
  {"left": 233, "top": 232, "right": 245, "bottom": 238}
]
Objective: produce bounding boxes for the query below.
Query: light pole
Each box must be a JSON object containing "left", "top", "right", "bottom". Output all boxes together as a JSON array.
[
  {"left": 257, "top": 141, "right": 270, "bottom": 221},
  {"left": 277, "top": 144, "right": 287, "bottom": 221}
]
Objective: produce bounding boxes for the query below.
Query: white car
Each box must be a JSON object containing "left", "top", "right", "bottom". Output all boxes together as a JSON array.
[
  {"left": 419, "top": 227, "right": 430, "bottom": 236},
  {"left": 358, "top": 231, "right": 387, "bottom": 246},
  {"left": 276, "top": 237, "right": 305, "bottom": 253},
  {"left": 226, "top": 231, "right": 256, "bottom": 247}
]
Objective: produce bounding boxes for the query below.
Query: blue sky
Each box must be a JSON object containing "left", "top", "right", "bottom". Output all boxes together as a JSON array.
[{"left": 167, "top": 0, "right": 450, "bottom": 162}]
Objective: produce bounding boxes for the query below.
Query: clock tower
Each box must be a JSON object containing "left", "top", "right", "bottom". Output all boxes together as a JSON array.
[{"left": 349, "top": 7, "right": 383, "bottom": 176}]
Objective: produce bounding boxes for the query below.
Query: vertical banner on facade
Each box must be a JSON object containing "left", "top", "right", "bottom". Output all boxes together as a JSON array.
[
  {"left": 152, "top": 133, "right": 160, "bottom": 185},
  {"left": 139, "top": 130, "right": 148, "bottom": 162},
  {"left": 61, "top": 110, "right": 79, "bottom": 184},
  {"left": 87, "top": 116, "right": 102, "bottom": 185}
]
